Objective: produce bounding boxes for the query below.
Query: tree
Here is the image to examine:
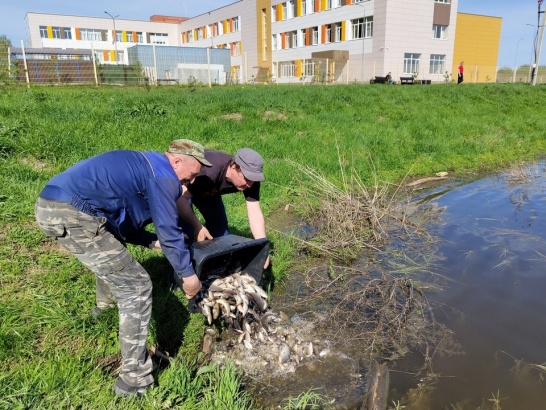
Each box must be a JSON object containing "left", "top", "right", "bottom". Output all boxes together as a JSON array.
[{"left": 0, "top": 36, "right": 12, "bottom": 82}]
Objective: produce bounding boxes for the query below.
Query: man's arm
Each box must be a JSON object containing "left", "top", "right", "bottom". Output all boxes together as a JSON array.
[
  {"left": 246, "top": 199, "right": 270, "bottom": 268},
  {"left": 246, "top": 199, "right": 266, "bottom": 239},
  {"left": 176, "top": 187, "right": 213, "bottom": 241},
  {"left": 146, "top": 178, "right": 202, "bottom": 299}
]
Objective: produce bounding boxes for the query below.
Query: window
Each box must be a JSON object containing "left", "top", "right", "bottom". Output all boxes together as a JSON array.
[
  {"left": 39, "top": 26, "right": 48, "bottom": 38},
  {"left": 429, "top": 54, "right": 445, "bottom": 74},
  {"left": 280, "top": 61, "right": 295, "bottom": 77},
  {"left": 272, "top": 6, "right": 277, "bottom": 22},
  {"left": 300, "top": 28, "right": 307, "bottom": 46},
  {"left": 326, "top": 0, "right": 332, "bottom": 10},
  {"left": 232, "top": 42, "right": 241, "bottom": 56},
  {"left": 197, "top": 27, "right": 203, "bottom": 40},
  {"left": 272, "top": 34, "right": 278, "bottom": 51},
  {"left": 290, "top": 30, "right": 298, "bottom": 48},
  {"left": 63, "top": 28, "right": 72, "bottom": 40},
  {"left": 326, "top": 25, "right": 332, "bottom": 43},
  {"left": 302, "top": 0, "right": 307, "bottom": 15},
  {"left": 304, "top": 60, "right": 315, "bottom": 76},
  {"left": 234, "top": 16, "right": 240, "bottom": 31},
  {"left": 435, "top": 0, "right": 450, "bottom": 3},
  {"left": 352, "top": 0, "right": 366, "bottom": 3},
  {"left": 311, "top": 26, "right": 319, "bottom": 45},
  {"left": 150, "top": 33, "right": 168, "bottom": 45},
  {"left": 80, "top": 29, "right": 102, "bottom": 41},
  {"left": 332, "top": 0, "right": 341, "bottom": 7},
  {"left": 115, "top": 31, "right": 122, "bottom": 43},
  {"left": 188, "top": 30, "right": 194, "bottom": 42},
  {"left": 287, "top": 1, "right": 295, "bottom": 19},
  {"left": 404, "top": 53, "right": 420, "bottom": 75},
  {"left": 433, "top": 24, "right": 447, "bottom": 39},
  {"left": 305, "top": 0, "right": 314, "bottom": 15},
  {"left": 52, "top": 27, "right": 61, "bottom": 39},
  {"left": 207, "top": 25, "right": 213, "bottom": 38},
  {"left": 335, "top": 22, "right": 342, "bottom": 42},
  {"left": 137, "top": 32, "right": 143, "bottom": 43},
  {"left": 352, "top": 17, "right": 373, "bottom": 39}
]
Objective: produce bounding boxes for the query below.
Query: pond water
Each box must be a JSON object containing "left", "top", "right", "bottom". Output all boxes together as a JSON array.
[
  {"left": 390, "top": 162, "right": 546, "bottom": 409},
  {"left": 243, "top": 162, "right": 546, "bottom": 409}
]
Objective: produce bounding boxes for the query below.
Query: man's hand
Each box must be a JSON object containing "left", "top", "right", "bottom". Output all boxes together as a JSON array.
[
  {"left": 196, "top": 225, "right": 213, "bottom": 242},
  {"left": 182, "top": 274, "right": 202, "bottom": 299},
  {"left": 151, "top": 240, "right": 162, "bottom": 250}
]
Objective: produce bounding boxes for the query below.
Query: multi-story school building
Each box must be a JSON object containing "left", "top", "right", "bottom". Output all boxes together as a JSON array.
[{"left": 24, "top": 0, "right": 501, "bottom": 84}]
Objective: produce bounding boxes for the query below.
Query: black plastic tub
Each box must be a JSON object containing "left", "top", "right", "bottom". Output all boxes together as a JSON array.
[{"left": 191, "top": 234, "right": 269, "bottom": 285}]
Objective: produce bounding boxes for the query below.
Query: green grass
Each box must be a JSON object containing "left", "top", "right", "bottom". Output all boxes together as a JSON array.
[{"left": 1, "top": 83, "right": 546, "bottom": 408}]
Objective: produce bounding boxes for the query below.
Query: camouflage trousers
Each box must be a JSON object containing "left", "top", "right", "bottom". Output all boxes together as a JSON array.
[{"left": 35, "top": 197, "right": 154, "bottom": 388}]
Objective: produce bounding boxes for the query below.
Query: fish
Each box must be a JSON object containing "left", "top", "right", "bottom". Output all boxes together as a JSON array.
[
  {"left": 248, "top": 291, "right": 267, "bottom": 311},
  {"left": 201, "top": 304, "right": 212, "bottom": 325},
  {"left": 279, "top": 343, "right": 291, "bottom": 364}
]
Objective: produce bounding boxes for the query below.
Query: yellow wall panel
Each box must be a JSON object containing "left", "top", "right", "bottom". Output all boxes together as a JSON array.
[
  {"left": 453, "top": 13, "right": 502, "bottom": 82},
  {"left": 47, "top": 26, "right": 53, "bottom": 39},
  {"left": 296, "top": 60, "right": 302, "bottom": 77}
]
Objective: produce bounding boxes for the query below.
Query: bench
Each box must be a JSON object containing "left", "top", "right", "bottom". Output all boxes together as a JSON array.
[
  {"left": 373, "top": 76, "right": 388, "bottom": 84},
  {"left": 399, "top": 76, "right": 414, "bottom": 85}
]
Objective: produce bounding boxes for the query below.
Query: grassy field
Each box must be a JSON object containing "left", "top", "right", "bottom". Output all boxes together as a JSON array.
[{"left": 1, "top": 82, "right": 546, "bottom": 409}]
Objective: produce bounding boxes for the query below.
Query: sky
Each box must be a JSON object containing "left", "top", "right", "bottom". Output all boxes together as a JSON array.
[{"left": 1, "top": 0, "right": 544, "bottom": 68}]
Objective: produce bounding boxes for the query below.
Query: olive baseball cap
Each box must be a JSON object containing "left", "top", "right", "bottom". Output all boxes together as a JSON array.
[
  {"left": 168, "top": 139, "right": 212, "bottom": 167},
  {"left": 234, "top": 148, "right": 265, "bottom": 182}
]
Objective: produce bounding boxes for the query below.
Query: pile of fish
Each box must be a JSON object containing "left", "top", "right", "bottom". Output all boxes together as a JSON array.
[
  {"left": 198, "top": 272, "right": 269, "bottom": 329},
  {"left": 198, "top": 272, "right": 333, "bottom": 376}
]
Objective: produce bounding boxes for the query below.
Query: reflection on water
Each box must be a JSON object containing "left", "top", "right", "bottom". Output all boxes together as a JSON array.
[{"left": 391, "top": 162, "right": 546, "bottom": 409}]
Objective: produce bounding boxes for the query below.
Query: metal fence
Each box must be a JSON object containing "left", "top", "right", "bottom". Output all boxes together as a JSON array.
[
  {"left": 496, "top": 66, "right": 546, "bottom": 84},
  {"left": 3, "top": 45, "right": 546, "bottom": 87},
  {"left": 5, "top": 44, "right": 232, "bottom": 87}
]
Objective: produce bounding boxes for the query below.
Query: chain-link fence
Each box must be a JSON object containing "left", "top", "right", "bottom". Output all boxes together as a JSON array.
[
  {"left": 4, "top": 44, "right": 232, "bottom": 87},
  {"left": 3, "top": 44, "right": 546, "bottom": 87},
  {"left": 496, "top": 65, "right": 546, "bottom": 84}
]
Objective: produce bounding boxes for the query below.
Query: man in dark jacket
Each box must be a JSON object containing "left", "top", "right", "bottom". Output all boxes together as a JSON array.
[
  {"left": 176, "top": 148, "right": 269, "bottom": 267},
  {"left": 34, "top": 139, "right": 211, "bottom": 397}
]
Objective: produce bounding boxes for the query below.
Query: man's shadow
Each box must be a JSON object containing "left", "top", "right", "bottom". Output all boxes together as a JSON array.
[{"left": 142, "top": 254, "right": 192, "bottom": 358}]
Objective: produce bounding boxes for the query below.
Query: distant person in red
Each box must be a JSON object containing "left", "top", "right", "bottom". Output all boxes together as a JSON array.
[{"left": 457, "top": 61, "right": 464, "bottom": 84}]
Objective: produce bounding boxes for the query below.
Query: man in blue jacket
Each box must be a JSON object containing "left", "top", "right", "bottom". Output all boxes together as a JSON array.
[{"left": 35, "top": 139, "right": 211, "bottom": 397}]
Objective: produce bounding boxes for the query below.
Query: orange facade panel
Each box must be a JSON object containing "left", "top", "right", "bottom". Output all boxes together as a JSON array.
[
  {"left": 321, "top": 25, "right": 326, "bottom": 44},
  {"left": 149, "top": 15, "right": 188, "bottom": 23}
]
